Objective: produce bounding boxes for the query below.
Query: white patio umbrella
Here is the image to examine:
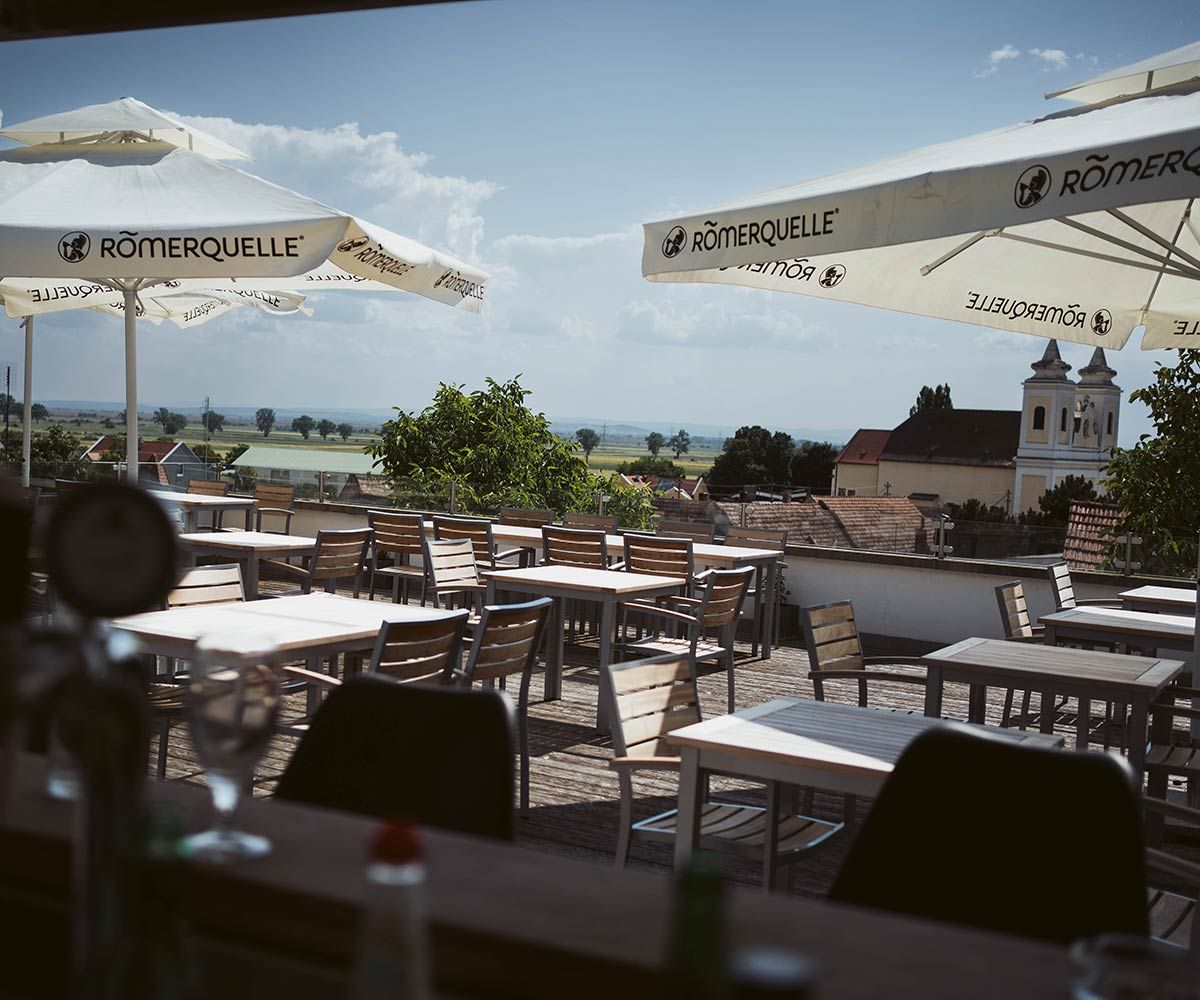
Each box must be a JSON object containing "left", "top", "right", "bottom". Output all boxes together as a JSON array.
[
  {"left": 3, "top": 284, "right": 312, "bottom": 485},
  {"left": 641, "top": 84, "right": 1200, "bottom": 352},
  {"left": 1049, "top": 41, "right": 1200, "bottom": 105},
  {"left": 0, "top": 139, "right": 488, "bottom": 481}
]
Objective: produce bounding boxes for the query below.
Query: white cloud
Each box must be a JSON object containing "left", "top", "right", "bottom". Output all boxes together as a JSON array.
[
  {"left": 1030, "top": 48, "right": 1070, "bottom": 70},
  {"left": 976, "top": 44, "right": 1021, "bottom": 77},
  {"left": 976, "top": 45, "right": 1095, "bottom": 78},
  {"left": 615, "top": 298, "right": 827, "bottom": 351}
]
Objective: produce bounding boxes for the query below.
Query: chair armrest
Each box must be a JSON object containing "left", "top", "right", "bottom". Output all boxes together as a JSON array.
[
  {"left": 607, "top": 560, "right": 627, "bottom": 571},
  {"left": 1003, "top": 634, "right": 1046, "bottom": 644},
  {"left": 620, "top": 601, "right": 697, "bottom": 627},
  {"left": 809, "top": 670, "right": 926, "bottom": 685},
  {"left": 663, "top": 596, "right": 703, "bottom": 609},
  {"left": 261, "top": 559, "right": 309, "bottom": 582},
  {"left": 609, "top": 755, "right": 682, "bottom": 771},
  {"left": 256, "top": 507, "right": 294, "bottom": 533},
  {"left": 1151, "top": 702, "right": 1200, "bottom": 721},
  {"left": 1147, "top": 848, "right": 1200, "bottom": 884},
  {"left": 861, "top": 656, "right": 928, "bottom": 667},
  {"left": 1144, "top": 795, "right": 1200, "bottom": 826},
  {"left": 1074, "top": 598, "right": 1123, "bottom": 607},
  {"left": 282, "top": 665, "right": 341, "bottom": 687},
  {"left": 494, "top": 547, "right": 525, "bottom": 563}
]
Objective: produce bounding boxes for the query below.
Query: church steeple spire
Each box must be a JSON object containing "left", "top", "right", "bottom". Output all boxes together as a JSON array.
[
  {"left": 1026, "top": 339, "right": 1072, "bottom": 382},
  {"left": 1078, "top": 347, "right": 1118, "bottom": 386}
]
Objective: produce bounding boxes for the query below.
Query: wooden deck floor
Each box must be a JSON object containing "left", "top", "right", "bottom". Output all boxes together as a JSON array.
[{"left": 155, "top": 593, "right": 1188, "bottom": 898}]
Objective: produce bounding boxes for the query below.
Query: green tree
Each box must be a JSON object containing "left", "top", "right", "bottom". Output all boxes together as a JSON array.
[
  {"left": 291, "top": 415, "right": 315, "bottom": 440},
  {"left": 154, "top": 406, "right": 171, "bottom": 428},
  {"left": 1105, "top": 351, "right": 1200, "bottom": 573},
  {"left": 1019, "top": 475, "right": 1100, "bottom": 527},
  {"left": 602, "top": 474, "right": 656, "bottom": 530},
  {"left": 947, "top": 497, "right": 1012, "bottom": 523},
  {"left": 30, "top": 424, "right": 88, "bottom": 479},
  {"left": 708, "top": 426, "right": 794, "bottom": 486},
  {"left": 645, "top": 431, "right": 665, "bottom": 456},
  {"left": 190, "top": 443, "right": 221, "bottom": 464},
  {"left": 910, "top": 383, "right": 953, "bottom": 417},
  {"left": 369, "top": 376, "right": 596, "bottom": 517},
  {"left": 575, "top": 427, "right": 600, "bottom": 461},
  {"left": 317, "top": 418, "right": 337, "bottom": 440},
  {"left": 789, "top": 441, "right": 839, "bottom": 490},
  {"left": 162, "top": 412, "right": 188, "bottom": 436},
  {"left": 255, "top": 407, "right": 276, "bottom": 437},
  {"left": 225, "top": 443, "right": 250, "bottom": 464},
  {"left": 30, "top": 403, "right": 48, "bottom": 422},
  {"left": 615, "top": 456, "right": 687, "bottom": 478},
  {"left": 337, "top": 422, "right": 354, "bottom": 441},
  {"left": 202, "top": 411, "right": 225, "bottom": 433},
  {"left": 668, "top": 428, "right": 691, "bottom": 459}
]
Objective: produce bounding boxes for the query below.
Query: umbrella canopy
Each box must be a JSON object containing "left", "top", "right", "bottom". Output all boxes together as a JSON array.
[
  {"left": 641, "top": 86, "right": 1200, "bottom": 351},
  {"left": 1049, "top": 42, "right": 1200, "bottom": 105},
  {"left": 0, "top": 96, "right": 250, "bottom": 159}
]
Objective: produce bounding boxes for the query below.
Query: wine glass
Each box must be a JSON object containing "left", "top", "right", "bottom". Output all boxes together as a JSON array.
[{"left": 184, "top": 631, "right": 281, "bottom": 862}]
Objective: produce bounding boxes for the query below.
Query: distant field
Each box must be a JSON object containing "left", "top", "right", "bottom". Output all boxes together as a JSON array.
[{"left": 584, "top": 442, "right": 717, "bottom": 478}]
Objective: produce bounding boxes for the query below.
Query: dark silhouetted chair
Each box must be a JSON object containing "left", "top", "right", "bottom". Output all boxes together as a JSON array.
[
  {"left": 829, "top": 725, "right": 1148, "bottom": 945},
  {"left": 275, "top": 676, "right": 516, "bottom": 841}
]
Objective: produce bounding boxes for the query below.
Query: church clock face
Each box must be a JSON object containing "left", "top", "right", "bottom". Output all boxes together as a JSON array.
[{"left": 47, "top": 483, "right": 178, "bottom": 618}]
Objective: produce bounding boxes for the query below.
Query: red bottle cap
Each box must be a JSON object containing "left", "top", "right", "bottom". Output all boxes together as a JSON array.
[{"left": 371, "top": 820, "right": 425, "bottom": 865}]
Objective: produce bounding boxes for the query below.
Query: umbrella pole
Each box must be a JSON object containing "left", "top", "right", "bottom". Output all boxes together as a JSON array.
[
  {"left": 123, "top": 287, "right": 138, "bottom": 485},
  {"left": 21, "top": 316, "right": 32, "bottom": 488}
]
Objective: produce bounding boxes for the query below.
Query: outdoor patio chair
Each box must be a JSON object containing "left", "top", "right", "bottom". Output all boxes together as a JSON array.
[
  {"left": 1047, "top": 561, "right": 1123, "bottom": 612},
  {"left": 604, "top": 653, "right": 841, "bottom": 890},
  {"left": 367, "top": 509, "right": 426, "bottom": 604},
  {"left": 619, "top": 566, "right": 755, "bottom": 713},
  {"left": 541, "top": 524, "right": 610, "bottom": 642},
  {"left": 656, "top": 518, "right": 716, "bottom": 544},
  {"left": 1144, "top": 796, "right": 1200, "bottom": 954},
  {"left": 829, "top": 725, "right": 1148, "bottom": 946},
  {"left": 185, "top": 477, "right": 228, "bottom": 531},
  {"left": 563, "top": 511, "right": 619, "bottom": 533},
  {"left": 150, "top": 563, "right": 246, "bottom": 779},
  {"left": 260, "top": 527, "right": 373, "bottom": 598},
  {"left": 620, "top": 532, "right": 694, "bottom": 579},
  {"left": 447, "top": 597, "right": 553, "bottom": 814},
  {"left": 220, "top": 482, "right": 296, "bottom": 534},
  {"left": 1145, "top": 686, "right": 1200, "bottom": 818},
  {"left": 498, "top": 507, "right": 552, "bottom": 566},
  {"left": 423, "top": 536, "right": 488, "bottom": 613},
  {"left": 725, "top": 525, "right": 788, "bottom": 656},
  {"left": 275, "top": 675, "right": 516, "bottom": 840},
  {"left": 432, "top": 514, "right": 523, "bottom": 570}
]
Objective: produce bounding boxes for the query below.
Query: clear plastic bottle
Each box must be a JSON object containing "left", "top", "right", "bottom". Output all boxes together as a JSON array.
[{"left": 353, "top": 822, "right": 432, "bottom": 1000}]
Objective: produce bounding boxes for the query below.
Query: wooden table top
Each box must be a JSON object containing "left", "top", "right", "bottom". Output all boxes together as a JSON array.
[
  {"left": 924, "top": 636, "right": 1184, "bottom": 693},
  {"left": 1040, "top": 606, "right": 1195, "bottom": 640},
  {"left": 484, "top": 564, "right": 685, "bottom": 595},
  {"left": 667, "top": 697, "right": 1060, "bottom": 780},
  {"left": 111, "top": 593, "right": 456, "bottom": 654},
  {"left": 178, "top": 530, "right": 315, "bottom": 552},
  {"left": 0, "top": 752, "right": 1074, "bottom": 1000},
  {"left": 149, "top": 490, "right": 255, "bottom": 508},
  {"left": 1121, "top": 585, "right": 1197, "bottom": 610}
]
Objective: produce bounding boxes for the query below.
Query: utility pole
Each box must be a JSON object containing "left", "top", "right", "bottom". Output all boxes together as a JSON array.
[
  {"left": 3, "top": 366, "right": 10, "bottom": 456},
  {"left": 203, "top": 395, "right": 210, "bottom": 447}
]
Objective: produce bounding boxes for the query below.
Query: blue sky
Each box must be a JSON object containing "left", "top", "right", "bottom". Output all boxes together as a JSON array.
[{"left": 1, "top": 0, "right": 1198, "bottom": 442}]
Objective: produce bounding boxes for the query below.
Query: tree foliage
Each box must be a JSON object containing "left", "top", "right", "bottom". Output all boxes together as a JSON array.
[
  {"left": 337, "top": 422, "right": 354, "bottom": 441},
  {"left": 947, "top": 497, "right": 1012, "bottom": 523},
  {"left": 202, "top": 411, "right": 225, "bottom": 433},
  {"left": 708, "top": 426, "right": 796, "bottom": 486},
  {"left": 667, "top": 428, "right": 691, "bottom": 458},
  {"left": 154, "top": 406, "right": 170, "bottom": 428},
  {"left": 615, "top": 456, "right": 687, "bottom": 478},
  {"left": 255, "top": 407, "right": 276, "bottom": 437},
  {"left": 575, "top": 427, "right": 600, "bottom": 460},
  {"left": 789, "top": 440, "right": 838, "bottom": 490},
  {"left": 645, "top": 431, "right": 665, "bottom": 456},
  {"left": 910, "top": 383, "right": 953, "bottom": 417},
  {"left": 162, "top": 412, "right": 188, "bottom": 435},
  {"left": 291, "top": 414, "right": 315, "bottom": 440},
  {"left": 317, "top": 418, "right": 336, "bottom": 440},
  {"left": 30, "top": 424, "right": 88, "bottom": 479},
  {"left": 1105, "top": 352, "right": 1200, "bottom": 572},
  {"left": 1019, "top": 475, "right": 1099, "bottom": 527},
  {"left": 30, "top": 403, "right": 48, "bottom": 422}
]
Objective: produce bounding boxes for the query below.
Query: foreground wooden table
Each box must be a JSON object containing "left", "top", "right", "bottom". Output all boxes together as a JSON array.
[
  {"left": 1121, "top": 585, "right": 1197, "bottom": 615},
  {"left": 922, "top": 637, "right": 1184, "bottom": 774},
  {"left": 178, "top": 530, "right": 315, "bottom": 599},
  {"left": 0, "top": 754, "right": 1074, "bottom": 1000},
  {"left": 149, "top": 489, "right": 255, "bottom": 532},
  {"left": 667, "top": 698, "right": 1061, "bottom": 868}
]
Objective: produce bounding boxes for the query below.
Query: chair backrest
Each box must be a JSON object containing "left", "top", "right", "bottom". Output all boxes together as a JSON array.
[
  {"left": 563, "top": 511, "right": 619, "bottom": 533},
  {"left": 368, "top": 509, "right": 425, "bottom": 559},
  {"left": 458, "top": 598, "right": 553, "bottom": 685},
  {"left": 433, "top": 515, "right": 495, "bottom": 566},
  {"left": 605, "top": 654, "right": 701, "bottom": 760},
  {"left": 829, "top": 725, "right": 1148, "bottom": 945},
  {"left": 367, "top": 611, "right": 470, "bottom": 685},
  {"left": 275, "top": 676, "right": 515, "bottom": 840},
  {"left": 696, "top": 567, "right": 755, "bottom": 630},
  {"left": 623, "top": 533, "right": 693, "bottom": 579},
  {"left": 164, "top": 563, "right": 245, "bottom": 609},
  {"left": 995, "top": 580, "right": 1035, "bottom": 639},
  {"left": 252, "top": 482, "right": 296, "bottom": 510},
  {"left": 1047, "top": 562, "right": 1076, "bottom": 611},
  {"left": 499, "top": 507, "right": 553, "bottom": 528},
  {"left": 309, "top": 528, "right": 374, "bottom": 592},
  {"left": 657, "top": 518, "right": 716, "bottom": 544},
  {"left": 723, "top": 525, "right": 788, "bottom": 551},
  {"left": 186, "top": 478, "right": 228, "bottom": 497},
  {"left": 541, "top": 524, "right": 608, "bottom": 569},
  {"left": 424, "top": 537, "right": 481, "bottom": 591},
  {"left": 801, "top": 601, "right": 865, "bottom": 679}
]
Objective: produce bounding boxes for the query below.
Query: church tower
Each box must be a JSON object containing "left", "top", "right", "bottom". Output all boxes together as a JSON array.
[{"left": 1074, "top": 347, "right": 1121, "bottom": 455}]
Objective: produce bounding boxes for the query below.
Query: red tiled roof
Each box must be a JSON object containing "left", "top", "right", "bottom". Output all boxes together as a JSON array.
[
  {"left": 836, "top": 429, "right": 891, "bottom": 466},
  {"left": 818, "top": 496, "right": 934, "bottom": 553},
  {"left": 1064, "top": 500, "right": 1121, "bottom": 572},
  {"left": 338, "top": 474, "right": 393, "bottom": 501},
  {"left": 138, "top": 440, "right": 179, "bottom": 462},
  {"left": 881, "top": 409, "right": 1020, "bottom": 468},
  {"left": 84, "top": 435, "right": 116, "bottom": 459},
  {"left": 712, "top": 500, "right": 851, "bottom": 548}
]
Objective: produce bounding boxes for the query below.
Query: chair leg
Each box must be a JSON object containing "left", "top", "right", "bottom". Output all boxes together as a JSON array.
[
  {"left": 519, "top": 672, "right": 531, "bottom": 817},
  {"left": 157, "top": 719, "right": 170, "bottom": 780},
  {"left": 368, "top": 559, "right": 376, "bottom": 600},
  {"left": 726, "top": 647, "right": 736, "bottom": 714},
  {"left": 1001, "top": 687, "right": 1014, "bottom": 727},
  {"left": 392, "top": 575, "right": 400, "bottom": 604}
]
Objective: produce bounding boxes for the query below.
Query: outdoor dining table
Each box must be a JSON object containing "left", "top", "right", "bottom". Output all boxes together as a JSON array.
[
  {"left": 667, "top": 697, "right": 1062, "bottom": 867},
  {"left": 921, "top": 636, "right": 1184, "bottom": 775},
  {"left": 1040, "top": 606, "right": 1195, "bottom": 657},
  {"left": 177, "top": 530, "right": 315, "bottom": 599},
  {"left": 482, "top": 564, "right": 685, "bottom": 724},
  {"left": 1121, "top": 584, "right": 1198, "bottom": 615},
  {"left": 149, "top": 488, "right": 255, "bottom": 532}
]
